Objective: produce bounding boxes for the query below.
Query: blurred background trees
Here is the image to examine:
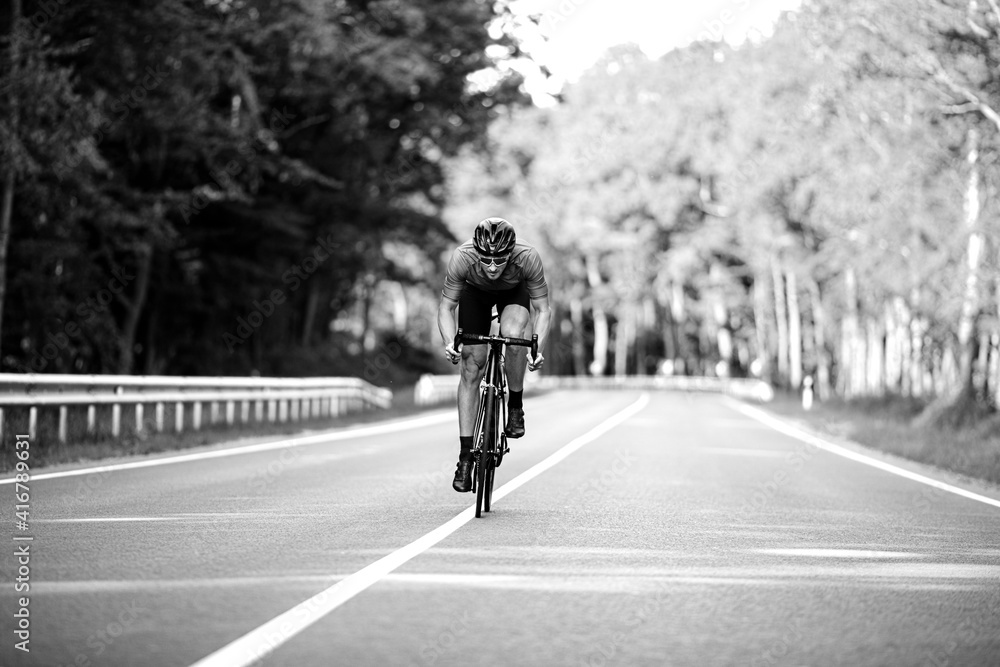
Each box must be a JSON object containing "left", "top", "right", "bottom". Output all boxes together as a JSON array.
[
  {"left": 1, "top": 0, "right": 529, "bottom": 382},
  {"left": 4, "top": 0, "right": 1000, "bottom": 419}
]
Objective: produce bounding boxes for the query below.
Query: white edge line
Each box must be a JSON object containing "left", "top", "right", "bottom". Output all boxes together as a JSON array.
[
  {"left": 0, "top": 411, "right": 453, "bottom": 485},
  {"left": 724, "top": 398, "right": 1000, "bottom": 510},
  {"left": 187, "top": 393, "right": 650, "bottom": 667}
]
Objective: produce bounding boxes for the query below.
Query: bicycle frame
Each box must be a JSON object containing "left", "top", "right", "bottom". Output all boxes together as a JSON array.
[{"left": 455, "top": 328, "right": 537, "bottom": 517}]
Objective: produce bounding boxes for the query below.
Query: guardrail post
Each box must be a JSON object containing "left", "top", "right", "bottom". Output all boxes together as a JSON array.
[
  {"left": 211, "top": 401, "right": 220, "bottom": 425},
  {"left": 135, "top": 404, "right": 144, "bottom": 435},
  {"left": 156, "top": 403, "right": 164, "bottom": 432},
  {"left": 225, "top": 401, "right": 234, "bottom": 425},
  {"left": 58, "top": 406, "right": 68, "bottom": 443},
  {"left": 256, "top": 400, "right": 264, "bottom": 423},
  {"left": 242, "top": 400, "right": 250, "bottom": 424},
  {"left": 87, "top": 405, "right": 96, "bottom": 435},
  {"left": 268, "top": 400, "right": 276, "bottom": 423},
  {"left": 192, "top": 402, "right": 202, "bottom": 431},
  {"left": 112, "top": 403, "right": 121, "bottom": 437},
  {"left": 175, "top": 402, "right": 184, "bottom": 433},
  {"left": 28, "top": 407, "right": 37, "bottom": 440}
]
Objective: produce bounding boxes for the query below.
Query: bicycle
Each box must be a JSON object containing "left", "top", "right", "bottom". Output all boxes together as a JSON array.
[{"left": 454, "top": 327, "right": 538, "bottom": 518}]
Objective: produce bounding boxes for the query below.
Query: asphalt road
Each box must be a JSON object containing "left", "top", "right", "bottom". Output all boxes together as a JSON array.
[{"left": 2, "top": 390, "right": 999, "bottom": 667}]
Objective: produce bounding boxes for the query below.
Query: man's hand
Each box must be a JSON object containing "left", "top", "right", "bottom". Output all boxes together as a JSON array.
[
  {"left": 527, "top": 350, "right": 544, "bottom": 372},
  {"left": 444, "top": 343, "right": 462, "bottom": 365}
]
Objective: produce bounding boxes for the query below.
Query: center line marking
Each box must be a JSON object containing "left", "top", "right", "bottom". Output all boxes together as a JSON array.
[{"left": 187, "top": 393, "right": 649, "bottom": 667}]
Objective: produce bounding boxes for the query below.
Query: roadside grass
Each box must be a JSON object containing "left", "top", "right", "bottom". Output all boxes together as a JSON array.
[
  {"left": 761, "top": 392, "right": 1000, "bottom": 486},
  {"left": 1, "top": 385, "right": 443, "bottom": 474}
]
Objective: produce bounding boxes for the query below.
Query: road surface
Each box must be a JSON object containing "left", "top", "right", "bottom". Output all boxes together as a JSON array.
[{"left": 2, "top": 390, "right": 999, "bottom": 666}]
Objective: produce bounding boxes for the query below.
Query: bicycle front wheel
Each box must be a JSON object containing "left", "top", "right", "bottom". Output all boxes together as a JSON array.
[{"left": 475, "top": 386, "right": 495, "bottom": 518}]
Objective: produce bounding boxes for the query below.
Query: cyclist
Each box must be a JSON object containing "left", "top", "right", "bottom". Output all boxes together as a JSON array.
[{"left": 438, "top": 217, "right": 551, "bottom": 493}]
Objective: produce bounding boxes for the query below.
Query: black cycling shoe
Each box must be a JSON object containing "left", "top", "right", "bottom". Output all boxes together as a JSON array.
[
  {"left": 504, "top": 407, "right": 525, "bottom": 439},
  {"left": 452, "top": 456, "right": 473, "bottom": 493}
]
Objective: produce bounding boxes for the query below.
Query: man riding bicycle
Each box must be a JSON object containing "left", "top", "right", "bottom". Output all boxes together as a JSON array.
[{"left": 438, "top": 217, "right": 551, "bottom": 493}]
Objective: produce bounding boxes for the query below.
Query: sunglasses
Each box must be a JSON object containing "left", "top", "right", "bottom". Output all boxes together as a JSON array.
[{"left": 479, "top": 254, "right": 510, "bottom": 268}]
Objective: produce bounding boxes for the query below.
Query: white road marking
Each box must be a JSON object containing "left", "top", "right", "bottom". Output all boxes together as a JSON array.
[
  {"left": 33, "top": 517, "right": 182, "bottom": 523},
  {"left": 0, "top": 411, "right": 453, "bottom": 485},
  {"left": 726, "top": 399, "right": 1000, "bottom": 510},
  {"left": 756, "top": 548, "right": 922, "bottom": 559},
  {"left": 187, "top": 394, "right": 650, "bottom": 667}
]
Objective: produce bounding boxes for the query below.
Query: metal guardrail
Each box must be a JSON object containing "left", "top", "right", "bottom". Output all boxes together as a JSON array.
[
  {"left": 413, "top": 373, "right": 775, "bottom": 406},
  {"left": 0, "top": 373, "right": 392, "bottom": 443}
]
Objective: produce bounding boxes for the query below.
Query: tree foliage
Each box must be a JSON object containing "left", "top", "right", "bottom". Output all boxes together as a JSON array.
[
  {"left": 1, "top": 0, "right": 531, "bottom": 379},
  {"left": 445, "top": 0, "right": 1000, "bottom": 414}
]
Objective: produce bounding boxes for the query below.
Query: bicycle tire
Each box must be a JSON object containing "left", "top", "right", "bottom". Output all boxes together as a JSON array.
[
  {"left": 484, "top": 385, "right": 502, "bottom": 511},
  {"left": 476, "top": 386, "right": 495, "bottom": 518}
]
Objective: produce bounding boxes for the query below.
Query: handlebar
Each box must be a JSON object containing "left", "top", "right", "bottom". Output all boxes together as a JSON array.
[{"left": 455, "top": 328, "right": 538, "bottom": 360}]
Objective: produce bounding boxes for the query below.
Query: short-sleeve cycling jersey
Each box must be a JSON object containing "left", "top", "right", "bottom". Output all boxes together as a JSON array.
[{"left": 442, "top": 239, "right": 548, "bottom": 302}]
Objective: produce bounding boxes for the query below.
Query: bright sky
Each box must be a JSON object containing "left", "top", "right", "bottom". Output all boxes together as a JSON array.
[{"left": 506, "top": 0, "right": 804, "bottom": 101}]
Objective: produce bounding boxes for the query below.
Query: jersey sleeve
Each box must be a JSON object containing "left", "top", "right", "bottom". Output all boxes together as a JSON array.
[
  {"left": 441, "top": 247, "right": 470, "bottom": 301},
  {"left": 521, "top": 248, "right": 549, "bottom": 300}
]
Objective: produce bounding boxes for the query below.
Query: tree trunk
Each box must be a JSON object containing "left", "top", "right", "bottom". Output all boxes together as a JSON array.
[
  {"left": 866, "top": 318, "right": 884, "bottom": 395},
  {"left": 753, "top": 269, "right": 771, "bottom": 379},
  {"left": 586, "top": 253, "right": 608, "bottom": 376},
  {"left": 771, "top": 257, "right": 789, "bottom": 387},
  {"left": 300, "top": 279, "right": 320, "bottom": 347},
  {"left": 957, "top": 128, "right": 983, "bottom": 396},
  {"left": 614, "top": 303, "right": 633, "bottom": 377},
  {"left": 117, "top": 243, "right": 153, "bottom": 374},
  {"left": 569, "top": 297, "right": 586, "bottom": 376},
  {"left": 806, "top": 277, "right": 831, "bottom": 400},
  {"left": 670, "top": 280, "right": 690, "bottom": 374},
  {"left": 0, "top": 0, "right": 23, "bottom": 363},
  {"left": 837, "top": 268, "right": 859, "bottom": 397},
  {"left": 786, "top": 268, "right": 802, "bottom": 389},
  {"left": 0, "top": 171, "right": 13, "bottom": 363}
]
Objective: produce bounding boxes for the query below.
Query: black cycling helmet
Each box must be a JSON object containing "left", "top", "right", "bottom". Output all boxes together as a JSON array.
[{"left": 473, "top": 217, "right": 516, "bottom": 257}]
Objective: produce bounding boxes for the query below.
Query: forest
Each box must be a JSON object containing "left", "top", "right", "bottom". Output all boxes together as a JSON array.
[{"left": 3, "top": 0, "right": 1000, "bottom": 425}]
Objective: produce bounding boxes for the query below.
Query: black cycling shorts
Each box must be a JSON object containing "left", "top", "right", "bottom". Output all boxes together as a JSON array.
[{"left": 458, "top": 282, "right": 530, "bottom": 336}]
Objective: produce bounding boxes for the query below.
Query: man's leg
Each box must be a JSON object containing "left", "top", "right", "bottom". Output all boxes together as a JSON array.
[
  {"left": 458, "top": 344, "right": 487, "bottom": 436},
  {"left": 453, "top": 285, "right": 492, "bottom": 492},
  {"left": 499, "top": 303, "right": 531, "bottom": 392},
  {"left": 499, "top": 303, "right": 531, "bottom": 438}
]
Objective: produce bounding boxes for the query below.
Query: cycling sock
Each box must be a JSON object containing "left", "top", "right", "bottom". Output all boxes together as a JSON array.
[
  {"left": 508, "top": 390, "right": 523, "bottom": 410},
  {"left": 459, "top": 436, "right": 473, "bottom": 458}
]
